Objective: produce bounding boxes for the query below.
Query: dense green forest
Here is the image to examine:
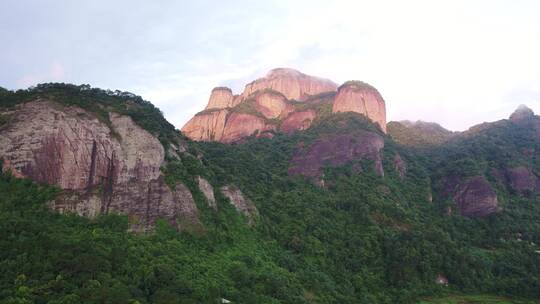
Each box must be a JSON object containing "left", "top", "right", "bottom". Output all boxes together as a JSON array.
[{"left": 1, "top": 85, "right": 539, "bottom": 303}]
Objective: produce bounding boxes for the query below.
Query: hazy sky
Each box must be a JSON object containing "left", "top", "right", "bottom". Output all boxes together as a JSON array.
[{"left": 1, "top": 0, "right": 539, "bottom": 131}]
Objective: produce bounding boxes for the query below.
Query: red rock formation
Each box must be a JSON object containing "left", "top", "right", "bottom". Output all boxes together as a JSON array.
[
  {"left": 254, "top": 91, "right": 294, "bottom": 119},
  {"left": 289, "top": 131, "right": 385, "bottom": 184},
  {"left": 332, "top": 81, "right": 387, "bottom": 133},
  {"left": 181, "top": 68, "right": 388, "bottom": 143},
  {"left": 206, "top": 87, "right": 239, "bottom": 109},
  {"left": 221, "top": 113, "right": 275, "bottom": 143},
  {"left": 452, "top": 176, "right": 500, "bottom": 218},
  {"left": 0, "top": 100, "right": 201, "bottom": 231},
  {"left": 280, "top": 110, "right": 317, "bottom": 134},
  {"left": 242, "top": 68, "right": 337, "bottom": 101},
  {"left": 182, "top": 109, "right": 229, "bottom": 141}
]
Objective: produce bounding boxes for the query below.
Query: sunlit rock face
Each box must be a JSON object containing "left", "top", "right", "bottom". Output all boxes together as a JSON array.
[
  {"left": 332, "top": 81, "right": 387, "bottom": 133},
  {"left": 181, "top": 68, "right": 387, "bottom": 143},
  {"left": 0, "top": 100, "right": 201, "bottom": 232},
  {"left": 206, "top": 87, "right": 236, "bottom": 109},
  {"left": 241, "top": 68, "right": 337, "bottom": 101},
  {"left": 182, "top": 109, "right": 229, "bottom": 142}
]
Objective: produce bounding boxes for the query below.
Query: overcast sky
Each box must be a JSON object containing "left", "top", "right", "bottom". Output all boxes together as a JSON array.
[{"left": 1, "top": 0, "right": 539, "bottom": 131}]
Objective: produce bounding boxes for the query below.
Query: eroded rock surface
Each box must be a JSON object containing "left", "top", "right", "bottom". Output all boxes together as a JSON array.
[
  {"left": 206, "top": 87, "right": 239, "bottom": 109},
  {"left": 0, "top": 100, "right": 201, "bottom": 231},
  {"left": 182, "top": 68, "right": 387, "bottom": 143},
  {"left": 332, "top": 81, "right": 387, "bottom": 133},
  {"left": 506, "top": 166, "right": 539, "bottom": 196},
  {"left": 289, "top": 132, "right": 385, "bottom": 183},
  {"left": 221, "top": 113, "right": 275, "bottom": 143},
  {"left": 198, "top": 176, "right": 216, "bottom": 209},
  {"left": 242, "top": 68, "right": 337, "bottom": 101},
  {"left": 221, "top": 185, "right": 258, "bottom": 225},
  {"left": 452, "top": 176, "right": 500, "bottom": 218},
  {"left": 393, "top": 154, "right": 407, "bottom": 179},
  {"left": 182, "top": 109, "right": 229, "bottom": 141},
  {"left": 280, "top": 110, "right": 316, "bottom": 134}
]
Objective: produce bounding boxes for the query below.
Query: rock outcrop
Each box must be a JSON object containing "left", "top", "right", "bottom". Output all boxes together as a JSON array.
[
  {"left": 221, "top": 185, "right": 258, "bottom": 226},
  {"left": 182, "top": 109, "right": 229, "bottom": 141},
  {"left": 0, "top": 100, "right": 201, "bottom": 231},
  {"left": 289, "top": 131, "right": 385, "bottom": 185},
  {"left": 332, "top": 81, "right": 387, "bottom": 133},
  {"left": 242, "top": 68, "right": 337, "bottom": 101},
  {"left": 181, "top": 68, "right": 387, "bottom": 143},
  {"left": 451, "top": 176, "right": 500, "bottom": 218},
  {"left": 393, "top": 154, "right": 407, "bottom": 179},
  {"left": 254, "top": 90, "right": 293, "bottom": 119},
  {"left": 221, "top": 113, "right": 275, "bottom": 143},
  {"left": 510, "top": 104, "right": 534, "bottom": 123},
  {"left": 505, "top": 166, "right": 539, "bottom": 196},
  {"left": 206, "top": 87, "right": 237, "bottom": 109},
  {"left": 280, "top": 110, "right": 317, "bottom": 134},
  {"left": 198, "top": 176, "right": 216, "bottom": 209}
]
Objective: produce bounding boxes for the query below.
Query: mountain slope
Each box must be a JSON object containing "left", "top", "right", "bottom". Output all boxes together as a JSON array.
[{"left": 1, "top": 83, "right": 539, "bottom": 303}]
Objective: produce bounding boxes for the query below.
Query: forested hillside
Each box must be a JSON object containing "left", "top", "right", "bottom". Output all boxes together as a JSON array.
[{"left": 0, "top": 85, "right": 539, "bottom": 303}]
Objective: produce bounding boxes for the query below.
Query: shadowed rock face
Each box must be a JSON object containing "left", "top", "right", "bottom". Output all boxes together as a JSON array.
[
  {"left": 510, "top": 105, "right": 534, "bottom": 123},
  {"left": 280, "top": 110, "right": 317, "bottom": 134},
  {"left": 332, "top": 82, "right": 387, "bottom": 133},
  {"left": 393, "top": 154, "right": 407, "bottom": 179},
  {"left": 452, "top": 176, "right": 500, "bottom": 218},
  {"left": 506, "top": 166, "right": 539, "bottom": 196},
  {"left": 289, "top": 132, "right": 385, "bottom": 183},
  {"left": 181, "top": 68, "right": 387, "bottom": 143},
  {"left": 0, "top": 100, "right": 201, "bottom": 232}
]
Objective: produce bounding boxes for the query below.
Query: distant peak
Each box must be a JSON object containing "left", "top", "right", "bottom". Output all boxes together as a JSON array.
[
  {"left": 266, "top": 68, "right": 303, "bottom": 77},
  {"left": 510, "top": 104, "right": 534, "bottom": 123}
]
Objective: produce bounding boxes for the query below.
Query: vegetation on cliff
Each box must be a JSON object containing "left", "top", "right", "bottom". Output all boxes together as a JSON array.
[{"left": 0, "top": 86, "right": 539, "bottom": 303}]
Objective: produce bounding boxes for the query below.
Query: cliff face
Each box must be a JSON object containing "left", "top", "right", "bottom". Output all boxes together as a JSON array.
[
  {"left": 181, "top": 68, "right": 387, "bottom": 143},
  {"left": 242, "top": 68, "right": 337, "bottom": 101},
  {"left": 0, "top": 100, "right": 201, "bottom": 232},
  {"left": 289, "top": 131, "right": 385, "bottom": 186},
  {"left": 332, "top": 81, "right": 387, "bottom": 133}
]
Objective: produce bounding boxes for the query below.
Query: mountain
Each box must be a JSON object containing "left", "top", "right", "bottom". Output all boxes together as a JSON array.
[
  {"left": 387, "top": 120, "right": 455, "bottom": 147},
  {"left": 1, "top": 78, "right": 539, "bottom": 303},
  {"left": 181, "top": 68, "right": 386, "bottom": 143}
]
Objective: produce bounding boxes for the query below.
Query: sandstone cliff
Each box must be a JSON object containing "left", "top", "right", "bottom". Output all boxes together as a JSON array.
[
  {"left": 242, "top": 68, "right": 337, "bottom": 101},
  {"left": 0, "top": 100, "right": 201, "bottom": 232},
  {"left": 181, "top": 68, "right": 388, "bottom": 143},
  {"left": 289, "top": 131, "right": 385, "bottom": 186},
  {"left": 332, "top": 81, "right": 387, "bottom": 133}
]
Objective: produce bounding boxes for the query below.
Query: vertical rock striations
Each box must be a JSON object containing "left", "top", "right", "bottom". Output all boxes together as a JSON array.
[
  {"left": 332, "top": 81, "right": 387, "bottom": 133},
  {"left": 0, "top": 100, "right": 201, "bottom": 232},
  {"left": 181, "top": 68, "right": 388, "bottom": 143}
]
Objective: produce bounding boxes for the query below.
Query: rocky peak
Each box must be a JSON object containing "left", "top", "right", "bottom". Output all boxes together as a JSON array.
[
  {"left": 242, "top": 68, "right": 337, "bottom": 101},
  {"left": 182, "top": 69, "right": 387, "bottom": 143},
  {"left": 332, "top": 81, "right": 387, "bottom": 133},
  {"left": 510, "top": 104, "right": 534, "bottom": 123},
  {"left": 206, "top": 87, "right": 237, "bottom": 109}
]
